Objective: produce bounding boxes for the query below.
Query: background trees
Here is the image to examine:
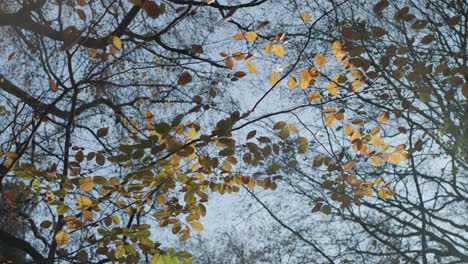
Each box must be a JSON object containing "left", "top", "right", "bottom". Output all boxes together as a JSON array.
[{"left": 0, "top": 0, "right": 466, "bottom": 263}]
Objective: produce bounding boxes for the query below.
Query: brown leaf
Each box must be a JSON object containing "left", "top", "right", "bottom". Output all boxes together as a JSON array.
[
  {"left": 178, "top": 71, "right": 193, "bottom": 85},
  {"left": 49, "top": 79, "right": 58, "bottom": 91},
  {"left": 97, "top": 127, "right": 109, "bottom": 137},
  {"left": 7, "top": 52, "right": 17, "bottom": 61}
]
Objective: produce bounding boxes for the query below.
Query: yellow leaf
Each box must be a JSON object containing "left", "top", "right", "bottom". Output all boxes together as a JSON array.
[
  {"left": 289, "top": 124, "right": 298, "bottom": 133},
  {"left": 45, "top": 192, "right": 55, "bottom": 204},
  {"left": 76, "top": 195, "right": 93, "bottom": 210},
  {"left": 332, "top": 41, "right": 346, "bottom": 61},
  {"left": 287, "top": 76, "right": 297, "bottom": 89},
  {"left": 244, "top": 31, "right": 258, "bottom": 42},
  {"left": 323, "top": 108, "right": 336, "bottom": 114},
  {"left": 381, "top": 144, "right": 389, "bottom": 152},
  {"left": 395, "top": 144, "right": 406, "bottom": 152},
  {"left": 300, "top": 12, "right": 311, "bottom": 23},
  {"left": 115, "top": 245, "right": 126, "bottom": 259},
  {"left": 350, "top": 131, "right": 361, "bottom": 142},
  {"left": 79, "top": 177, "right": 94, "bottom": 192},
  {"left": 299, "top": 70, "right": 312, "bottom": 89},
  {"left": 324, "top": 115, "right": 335, "bottom": 126},
  {"left": 233, "top": 32, "right": 243, "bottom": 40},
  {"left": 88, "top": 49, "right": 98, "bottom": 58},
  {"left": 269, "top": 72, "right": 279, "bottom": 85},
  {"left": 225, "top": 57, "right": 234, "bottom": 69},
  {"left": 350, "top": 80, "right": 362, "bottom": 91},
  {"left": 371, "top": 136, "right": 384, "bottom": 147},
  {"left": 307, "top": 92, "right": 322, "bottom": 101},
  {"left": 272, "top": 45, "right": 284, "bottom": 57},
  {"left": 187, "top": 128, "right": 197, "bottom": 140},
  {"left": 111, "top": 215, "right": 120, "bottom": 225},
  {"left": 246, "top": 61, "right": 256, "bottom": 73},
  {"left": 232, "top": 52, "right": 245, "bottom": 60},
  {"left": 343, "top": 161, "right": 353, "bottom": 171},
  {"left": 247, "top": 178, "right": 256, "bottom": 190},
  {"left": 314, "top": 53, "right": 326, "bottom": 67},
  {"left": 356, "top": 187, "right": 372, "bottom": 197},
  {"left": 327, "top": 81, "right": 338, "bottom": 96},
  {"left": 377, "top": 112, "right": 389, "bottom": 123},
  {"left": 190, "top": 221, "right": 204, "bottom": 231},
  {"left": 31, "top": 179, "right": 41, "bottom": 189},
  {"left": 344, "top": 124, "right": 354, "bottom": 135},
  {"left": 371, "top": 157, "right": 382, "bottom": 167},
  {"left": 222, "top": 160, "right": 232, "bottom": 172},
  {"left": 388, "top": 153, "right": 401, "bottom": 164},
  {"left": 264, "top": 42, "right": 273, "bottom": 54},
  {"left": 350, "top": 69, "right": 362, "bottom": 78},
  {"left": 370, "top": 127, "right": 380, "bottom": 135},
  {"left": 378, "top": 188, "right": 388, "bottom": 200},
  {"left": 112, "top": 35, "right": 122, "bottom": 49},
  {"left": 55, "top": 230, "right": 69, "bottom": 246},
  {"left": 374, "top": 177, "right": 383, "bottom": 185}
]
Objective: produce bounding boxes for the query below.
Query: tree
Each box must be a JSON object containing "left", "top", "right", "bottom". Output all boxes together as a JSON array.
[{"left": 0, "top": 0, "right": 466, "bottom": 263}]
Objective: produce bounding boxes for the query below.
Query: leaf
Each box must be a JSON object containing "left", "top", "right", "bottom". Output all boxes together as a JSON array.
[
  {"left": 55, "top": 230, "right": 69, "bottom": 246},
  {"left": 7, "top": 52, "right": 17, "bottom": 61},
  {"left": 96, "top": 153, "right": 105, "bottom": 166},
  {"left": 177, "top": 71, "right": 193, "bottom": 85},
  {"left": 79, "top": 177, "right": 94, "bottom": 192},
  {"left": 314, "top": 54, "right": 326, "bottom": 67},
  {"left": 246, "top": 61, "right": 256, "bottom": 73},
  {"left": 421, "top": 35, "right": 433, "bottom": 44},
  {"left": 76, "top": 195, "right": 93, "bottom": 210},
  {"left": 332, "top": 41, "right": 346, "bottom": 61},
  {"left": 299, "top": 70, "right": 311, "bottom": 89},
  {"left": 255, "top": 21, "right": 269, "bottom": 30},
  {"left": 264, "top": 42, "right": 273, "bottom": 54},
  {"left": 343, "top": 161, "right": 353, "bottom": 171},
  {"left": 269, "top": 72, "right": 279, "bottom": 85},
  {"left": 388, "top": 153, "right": 401, "bottom": 164},
  {"left": 222, "top": 160, "right": 232, "bottom": 172},
  {"left": 350, "top": 80, "right": 362, "bottom": 91},
  {"left": 150, "top": 255, "right": 162, "bottom": 264},
  {"left": 49, "top": 79, "right": 58, "bottom": 91},
  {"left": 97, "top": 127, "right": 109, "bottom": 137},
  {"left": 327, "top": 82, "right": 338, "bottom": 96},
  {"left": 377, "top": 112, "right": 389, "bottom": 123},
  {"left": 373, "top": 0, "right": 389, "bottom": 14},
  {"left": 88, "top": 48, "right": 98, "bottom": 58},
  {"left": 307, "top": 92, "right": 322, "bottom": 101},
  {"left": 344, "top": 124, "right": 354, "bottom": 135},
  {"left": 371, "top": 157, "right": 382, "bottom": 167},
  {"left": 378, "top": 188, "right": 388, "bottom": 200},
  {"left": 191, "top": 44, "right": 203, "bottom": 54},
  {"left": 300, "top": 12, "right": 311, "bottom": 23},
  {"left": 189, "top": 221, "right": 204, "bottom": 231},
  {"left": 395, "top": 144, "right": 406, "bottom": 152},
  {"left": 233, "top": 32, "right": 243, "bottom": 40},
  {"left": 225, "top": 57, "right": 234, "bottom": 69},
  {"left": 112, "top": 35, "right": 122, "bottom": 49},
  {"left": 115, "top": 245, "right": 126, "bottom": 259},
  {"left": 321, "top": 204, "right": 331, "bottom": 215},
  {"left": 272, "top": 45, "right": 284, "bottom": 57},
  {"left": 374, "top": 177, "right": 383, "bottom": 185},
  {"left": 180, "top": 229, "right": 190, "bottom": 241},
  {"left": 287, "top": 76, "right": 297, "bottom": 89},
  {"left": 244, "top": 31, "right": 258, "bottom": 42},
  {"left": 324, "top": 115, "right": 335, "bottom": 126}
]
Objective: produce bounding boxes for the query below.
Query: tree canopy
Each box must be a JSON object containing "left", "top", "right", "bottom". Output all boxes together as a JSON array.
[{"left": 0, "top": 0, "right": 466, "bottom": 263}]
